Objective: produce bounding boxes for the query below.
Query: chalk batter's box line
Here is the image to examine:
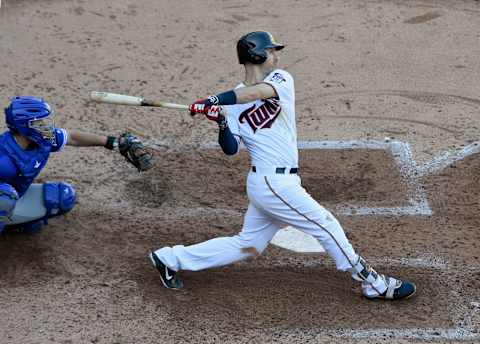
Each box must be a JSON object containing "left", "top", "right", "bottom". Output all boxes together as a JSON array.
[
  {"left": 174, "top": 139, "right": 430, "bottom": 216},
  {"left": 254, "top": 327, "right": 479, "bottom": 341},
  {"left": 321, "top": 327, "right": 479, "bottom": 341},
  {"left": 273, "top": 326, "right": 480, "bottom": 341},
  {"left": 416, "top": 141, "right": 480, "bottom": 176},
  {"left": 153, "top": 139, "right": 480, "bottom": 216},
  {"left": 263, "top": 254, "right": 480, "bottom": 340},
  {"left": 295, "top": 140, "right": 432, "bottom": 216}
]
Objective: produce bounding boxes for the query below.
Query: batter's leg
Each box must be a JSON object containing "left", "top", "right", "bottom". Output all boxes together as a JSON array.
[
  {"left": 257, "top": 176, "right": 415, "bottom": 299},
  {"left": 153, "top": 203, "right": 282, "bottom": 272}
]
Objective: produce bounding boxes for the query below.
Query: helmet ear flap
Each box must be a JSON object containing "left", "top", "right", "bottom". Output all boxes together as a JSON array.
[
  {"left": 237, "top": 38, "right": 267, "bottom": 64},
  {"left": 251, "top": 52, "right": 267, "bottom": 64},
  {"left": 237, "top": 38, "right": 252, "bottom": 64}
]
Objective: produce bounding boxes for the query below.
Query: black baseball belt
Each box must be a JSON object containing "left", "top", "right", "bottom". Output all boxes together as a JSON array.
[{"left": 251, "top": 166, "right": 299, "bottom": 174}]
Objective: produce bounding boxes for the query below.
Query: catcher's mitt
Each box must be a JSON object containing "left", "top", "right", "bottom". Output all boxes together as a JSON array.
[{"left": 117, "top": 132, "right": 153, "bottom": 172}]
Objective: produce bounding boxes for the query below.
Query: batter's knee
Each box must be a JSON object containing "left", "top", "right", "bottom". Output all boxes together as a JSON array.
[
  {"left": 0, "top": 183, "right": 19, "bottom": 232},
  {"left": 43, "top": 182, "right": 77, "bottom": 219},
  {"left": 236, "top": 233, "right": 269, "bottom": 256}
]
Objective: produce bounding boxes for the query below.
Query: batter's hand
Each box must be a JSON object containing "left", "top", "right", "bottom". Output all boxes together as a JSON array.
[
  {"left": 189, "top": 103, "right": 223, "bottom": 122},
  {"left": 189, "top": 96, "right": 220, "bottom": 117}
]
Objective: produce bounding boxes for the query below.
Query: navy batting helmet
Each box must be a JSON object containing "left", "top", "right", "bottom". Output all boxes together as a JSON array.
[{"left": 237, "top": 31, "right": 285, "bottom": 65}]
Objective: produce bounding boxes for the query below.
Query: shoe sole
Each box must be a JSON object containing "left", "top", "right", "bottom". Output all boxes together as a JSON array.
[
  {"left": 365, "top": 284, "right": 416, "bottom": 301},
  {"left": 148, "top": 252, "right": 182, "bottom": 290}
]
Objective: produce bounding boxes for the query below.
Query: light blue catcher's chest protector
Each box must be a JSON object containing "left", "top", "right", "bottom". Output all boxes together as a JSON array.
[{"left": 0, "top": 131, "right": 51, "bottom": 197}]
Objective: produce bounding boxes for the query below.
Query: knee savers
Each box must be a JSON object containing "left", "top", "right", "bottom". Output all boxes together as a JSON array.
[
  {"left": 43, "top": 182, "right": 76, "bottom": 219},
  {"left": 18, "top": 182, "right": 76, "bottom": 234},
  {"left": 0, "top": 183, "right": 19, "bottom": 232}
]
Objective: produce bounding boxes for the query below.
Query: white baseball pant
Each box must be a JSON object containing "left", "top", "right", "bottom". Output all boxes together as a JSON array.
[{"left": 154, "top": 169, "right": 387, "bottom": 296}]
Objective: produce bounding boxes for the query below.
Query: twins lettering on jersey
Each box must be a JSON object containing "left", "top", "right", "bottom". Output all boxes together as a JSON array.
[{"left": 239, "top": 98, "right": 281, "bottom": 133}]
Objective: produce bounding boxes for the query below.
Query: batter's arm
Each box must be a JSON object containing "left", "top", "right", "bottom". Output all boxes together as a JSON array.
[{"left": 233, "top": 83, "right": 277, "bottom": 103}]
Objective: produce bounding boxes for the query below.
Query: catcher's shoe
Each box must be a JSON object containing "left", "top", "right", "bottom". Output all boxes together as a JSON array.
[
  {"left": 149, "top": 251, "right": 184, "bottom": 290},
  {"left": 365, "top": 276, "right": 416, "bottom": 301}
]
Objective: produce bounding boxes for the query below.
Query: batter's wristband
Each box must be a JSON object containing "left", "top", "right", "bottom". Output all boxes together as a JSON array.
[
  {"left": 105, "top": 136, "right": 117, "bottom": 150},
  {"left": 214, "top": 90, "right": 237, "bottom": 105}
]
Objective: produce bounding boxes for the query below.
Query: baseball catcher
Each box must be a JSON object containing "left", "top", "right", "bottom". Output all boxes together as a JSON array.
[
  {"left": 0, "top": 96, "right": 153, "bottom": 234},
  {"left": 148, "top": 31, "right": 416, "bottom": 300}
]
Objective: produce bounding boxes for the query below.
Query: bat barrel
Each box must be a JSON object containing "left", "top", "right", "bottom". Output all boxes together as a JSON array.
[
  {"left": 89, "top": 91, "right": 189, "bottom": 110},
  {"left": 90, "top": 91, "right": 144, "bottom": 106}
]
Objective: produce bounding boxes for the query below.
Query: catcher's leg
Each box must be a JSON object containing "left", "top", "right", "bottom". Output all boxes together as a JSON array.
[
  {"left": 0, "top": 183, "right": 19, "bottom": 233},
  {"left": 5, "top": 182, "right": 76, "bottom": 233},
  {"left": 257, "top": 175, "right": 415, "bottom": 299},
  {"left": 153, "top": 202, "right": 282, "bottom": 272}
]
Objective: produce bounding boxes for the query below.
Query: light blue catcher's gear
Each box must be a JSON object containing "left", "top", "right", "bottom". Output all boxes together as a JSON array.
[
  {"left": 4, "top": 182, "right": 76, "bottom": 234},
  {"left": 4, "top": 96, "right": 56, "bottom": 146},
  {"left": 43, "top": 182, "right": 76, "bottom": 219},
  {"left": 0, "top": 183, "right": 19, "bottom": 233}
]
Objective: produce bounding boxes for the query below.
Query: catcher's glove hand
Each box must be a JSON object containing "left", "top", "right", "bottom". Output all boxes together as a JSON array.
[{"left": 106, "top": 132, "right": 153, "bottom": 172}]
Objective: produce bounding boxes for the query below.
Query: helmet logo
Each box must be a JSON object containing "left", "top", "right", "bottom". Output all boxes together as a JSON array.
[{"left": 267, "top": 32, "right": 277, "bottom": 45}]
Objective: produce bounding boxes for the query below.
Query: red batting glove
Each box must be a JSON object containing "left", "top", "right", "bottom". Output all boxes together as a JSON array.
[
  {"left": 189, "top": 99, "right": 207, "bottom": 117},
  {"left": 189, "top": 103, "right": 222, "bottom": 122},
  {"left": 204, "top": 105, "right": 222, "bottom": 122},
  {"left": 189, "top": 96, "right": 218, "bottom": 117}
]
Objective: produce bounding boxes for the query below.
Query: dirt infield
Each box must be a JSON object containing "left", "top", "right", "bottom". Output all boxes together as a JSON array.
[{"left": 1, "top": 0, "right": 480, "bottom": 343}]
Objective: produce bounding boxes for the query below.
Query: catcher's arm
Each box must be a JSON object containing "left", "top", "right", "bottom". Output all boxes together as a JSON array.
[
  {"left": 67, "top": 130, "right": 108, "bottom": 147},
  {"left": 67, "top": 130, "right": 153, "bottom": 172}
]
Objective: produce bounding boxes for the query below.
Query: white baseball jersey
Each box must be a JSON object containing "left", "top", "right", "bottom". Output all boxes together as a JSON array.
[{"left": 226, "top": 69, "right": 298, "bottom": 169}]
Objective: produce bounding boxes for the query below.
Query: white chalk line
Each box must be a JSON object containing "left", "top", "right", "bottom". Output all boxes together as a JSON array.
[
  {"left": 271, "top": 255, "right": 450, "bottom": 270},
  {"left": 322, "top": 327, "right": 480, "bottom": 341},
  {"left": 417, "top": 141, "right": 480, "bottom": 176},
  {"left": 250, "top": 326, "right": 479, "bottom": 341},
  {"left": 266, "top": 254, "right": 479, "bottom": 340},
  {"left": 157, "top": 139, "right": 435, "bottom": 217},
  {"left": 149, "top": 140, "right": 480, "bottom": 254}
]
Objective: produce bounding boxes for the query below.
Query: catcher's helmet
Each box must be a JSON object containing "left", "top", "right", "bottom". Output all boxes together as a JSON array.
[
  {"left": 237, "top": 31, "right": 285, "bottom": 65},
  {"left": 5, "top": 96, "right": 56, "bottom": 145}
]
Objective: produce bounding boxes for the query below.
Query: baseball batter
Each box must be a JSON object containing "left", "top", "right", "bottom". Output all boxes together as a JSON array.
[
  {"left": 149, "top": 31, "right": 416, "bottom": 300},
  {"left": 0, "top": 96, "right": 152, "bottom": 234}
]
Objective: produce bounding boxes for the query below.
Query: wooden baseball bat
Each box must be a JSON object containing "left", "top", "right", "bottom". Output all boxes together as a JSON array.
[{"left": 89, "top": 91, "right": 189, "bottom": 110}]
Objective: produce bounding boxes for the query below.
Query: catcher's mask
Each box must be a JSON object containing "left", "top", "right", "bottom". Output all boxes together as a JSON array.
[{"left": 5, "top": 96, "right": 56, "bottom": 146}]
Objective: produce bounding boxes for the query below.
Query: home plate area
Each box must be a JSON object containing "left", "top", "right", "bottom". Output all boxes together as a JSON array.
[{"left": 123, "top": 140, "right": 480, "bottom": 341}]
